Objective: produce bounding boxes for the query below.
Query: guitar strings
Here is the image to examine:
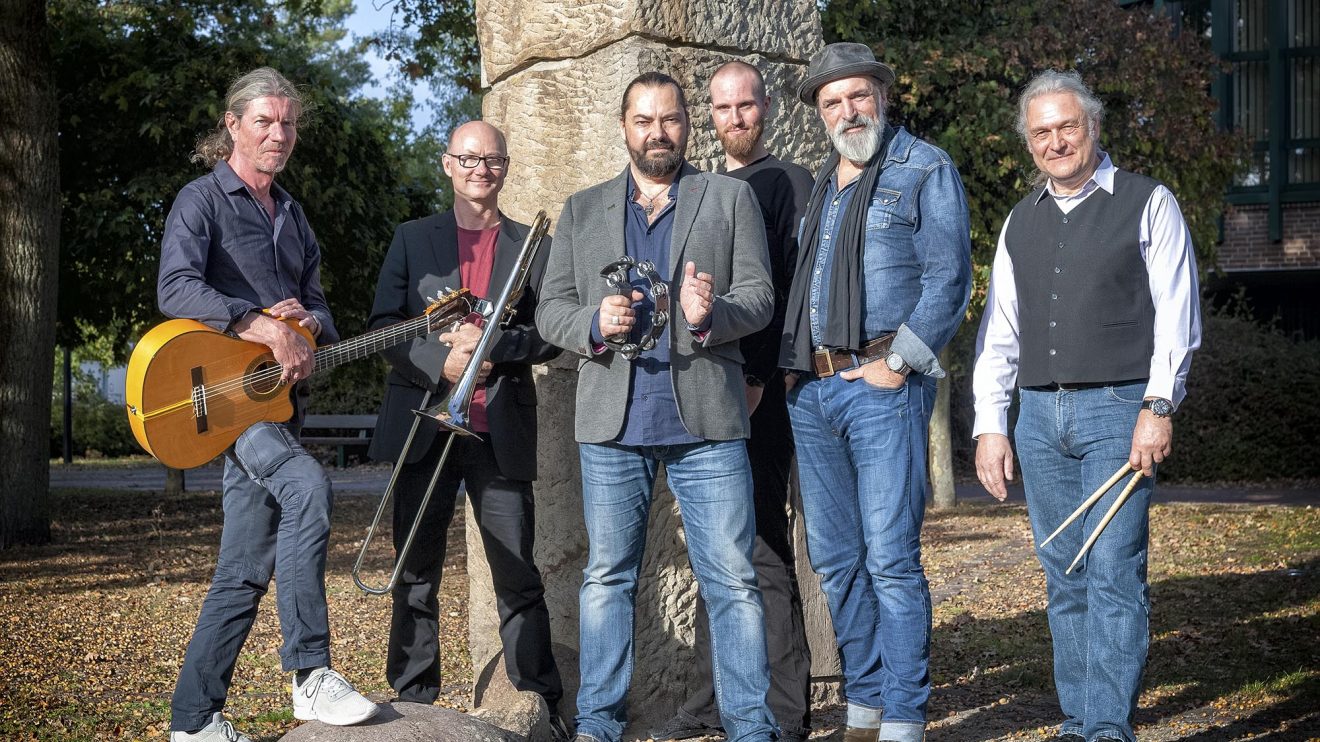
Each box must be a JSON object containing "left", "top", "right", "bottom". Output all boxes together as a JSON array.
[{"left": 188, "top": 314, "right": 438, "bottom": 412}]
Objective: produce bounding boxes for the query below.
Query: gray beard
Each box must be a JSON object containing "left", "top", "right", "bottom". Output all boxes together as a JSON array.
[{"left": 829, "top": 110, "right": 886, "bottom": 163}]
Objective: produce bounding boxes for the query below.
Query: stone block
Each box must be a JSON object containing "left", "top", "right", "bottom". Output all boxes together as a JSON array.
[
  {"left": 277, "top": 702, "right": 518, "bottom": 741},
  {"left": 477, "top": 0, "right": 822, "bottom": 86},
  {"left": 484, "top": 36, "right": 830, "bottom": 229}
]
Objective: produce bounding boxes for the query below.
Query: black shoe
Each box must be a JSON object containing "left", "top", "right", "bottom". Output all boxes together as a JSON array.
[
  {"left": 649, "top": 712, "right": 725, "bottom": 740},
  {"left": 1049, "top": 736, "right": 1085, "bottom": 741},
  {"left": 548, "top": 714, "right": 573, "bottom": 742},
  {"left": 779, "top": 732, "right": 810, "bottom": 742}
]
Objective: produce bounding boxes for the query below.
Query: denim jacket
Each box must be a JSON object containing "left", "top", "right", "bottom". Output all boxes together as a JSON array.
[{"left": 809, "top": 126, "right": 972, "bottom": 376}]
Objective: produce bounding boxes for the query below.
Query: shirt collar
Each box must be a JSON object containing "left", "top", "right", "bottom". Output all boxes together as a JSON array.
[
  {"left": 627, "top": 167, "right": 683, "bottom": 202},
  {"left": 213, "top": 159, "right": 292, "bottom": 206},
  {"left": 1035, "top": 151, "right": 1115, "bottom": 204}
]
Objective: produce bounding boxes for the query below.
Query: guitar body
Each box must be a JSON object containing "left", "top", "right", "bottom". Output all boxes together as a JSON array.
[{"left": 126, "top": 318, "right": 314, "bottom": 469}]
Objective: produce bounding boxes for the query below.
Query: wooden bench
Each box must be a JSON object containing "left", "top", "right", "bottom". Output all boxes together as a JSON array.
[{"left": 301, "top": 414, "right": 378, "bottom": 467}]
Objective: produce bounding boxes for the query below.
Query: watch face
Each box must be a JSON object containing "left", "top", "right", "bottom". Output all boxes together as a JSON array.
[
  {"left": 886, "top": 353, "right": 904, "bottom": 372},
  {"left": 1147, "top": 398, "right": 1173, "bottom": 416}
]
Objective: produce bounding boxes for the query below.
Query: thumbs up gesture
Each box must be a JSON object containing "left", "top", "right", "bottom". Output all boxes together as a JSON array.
[{"left": 679, "top": 261, "right": 714, "bottom": 328}]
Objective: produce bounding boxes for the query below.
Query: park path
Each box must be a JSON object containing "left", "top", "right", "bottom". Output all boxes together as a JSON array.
[{"left": 50, "top": 462, "right": 1320, "bottom": 506}]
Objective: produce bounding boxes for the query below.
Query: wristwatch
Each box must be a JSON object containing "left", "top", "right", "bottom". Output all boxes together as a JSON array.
[
  {"left": 885, "top": 351, "right": 911, "bottom": 375},
  {"left": 744, "top": 374, "right": 765, "bottom": 388},
  {"left": 1141, "top": 398, "right": 1174, "bottom": 418}
]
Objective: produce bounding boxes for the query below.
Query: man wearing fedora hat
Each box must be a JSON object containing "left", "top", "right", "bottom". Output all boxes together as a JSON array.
[{"left": 779, "top": 42, "right": 972, "bottom": 742}]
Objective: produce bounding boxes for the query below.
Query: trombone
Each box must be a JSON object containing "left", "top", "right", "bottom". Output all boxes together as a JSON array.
[{"left": 352, "top": 211, "right": 552, "bottom": 595}]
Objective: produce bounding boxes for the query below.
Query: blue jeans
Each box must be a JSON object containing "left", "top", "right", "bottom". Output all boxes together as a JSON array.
[
  {"left": 575, "top": 440, "right": 776, "bottom": 742},
  {"left": 171, "top": 422, "right": 333, "bottom": 732},
  {"left": 787, "top": 373, "right": 935, "bottom": 742},
  {"left": 1016, "top": 383, "right": 1153, "bottom": 742}
]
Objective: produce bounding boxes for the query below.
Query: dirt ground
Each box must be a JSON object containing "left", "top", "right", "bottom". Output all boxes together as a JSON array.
[{"left": 0, "top": 487, "right": 1316, "bottom": 740}]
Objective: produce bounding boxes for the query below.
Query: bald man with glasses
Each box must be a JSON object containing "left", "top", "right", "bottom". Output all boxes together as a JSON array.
[{"left": 367, "top": 120, "right": 568, "bottom": 739}]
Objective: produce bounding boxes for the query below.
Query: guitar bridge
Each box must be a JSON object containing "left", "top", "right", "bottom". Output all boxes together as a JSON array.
[{"left": 191, "top": 366, "right": 209, "bottom": 433}]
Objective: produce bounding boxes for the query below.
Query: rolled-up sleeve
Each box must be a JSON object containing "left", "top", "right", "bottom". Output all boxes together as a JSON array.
[{"left": 894, "top": 162, "right": 973, "bottom": 376}]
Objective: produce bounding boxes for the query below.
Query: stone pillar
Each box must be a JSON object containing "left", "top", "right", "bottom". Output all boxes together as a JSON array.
[{"left": 467, "top": 0, "right": 841, "bottom": 731}]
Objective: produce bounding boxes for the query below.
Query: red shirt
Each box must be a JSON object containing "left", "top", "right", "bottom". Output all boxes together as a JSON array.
[{"left": 457, "top": 226, "right": 499, "bottom": 433}]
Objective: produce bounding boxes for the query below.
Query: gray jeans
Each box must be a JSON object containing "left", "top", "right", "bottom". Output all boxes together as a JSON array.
[{"left": 170, "top": 422, "right": 333, "bottom": 731}]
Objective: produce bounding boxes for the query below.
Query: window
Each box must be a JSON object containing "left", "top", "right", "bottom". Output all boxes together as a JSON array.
[{"left": 1214, "top": 0, "right": 1320, "bottom": 239}]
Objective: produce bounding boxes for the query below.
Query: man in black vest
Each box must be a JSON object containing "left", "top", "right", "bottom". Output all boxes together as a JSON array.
[
  {"left": 650, "top": 60, "right": 815, "bottom": 742},
  {"left": 972, "top": 70, "right": 1201, "bottom": 742}
]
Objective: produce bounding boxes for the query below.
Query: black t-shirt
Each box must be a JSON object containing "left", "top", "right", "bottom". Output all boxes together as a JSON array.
[{"left": 727, "top": 154, "right": 816, "bottom": 381}]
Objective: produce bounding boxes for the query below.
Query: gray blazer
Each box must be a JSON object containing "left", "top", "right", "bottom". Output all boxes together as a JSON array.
[
  {"left": 367, "top": 211, "right": 559, "bottom": 480},
  {"left": 535, "top": 163, "right": 773, "bottom": 443}
]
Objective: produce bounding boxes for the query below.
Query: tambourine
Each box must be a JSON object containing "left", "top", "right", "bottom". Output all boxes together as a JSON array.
[{"left": 599, "top": 255, "right": 670, "bottom": 360}]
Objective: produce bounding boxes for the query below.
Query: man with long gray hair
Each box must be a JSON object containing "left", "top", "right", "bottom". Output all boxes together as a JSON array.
[
  {"left": 973, "top": 69, "right": 1200, "bottom": 742},
  {"left": 780, "top": 42, "right": 972, "bottom": 742},
  {"left": 158, "top": 66, "right": 377, "bottom": 741}
]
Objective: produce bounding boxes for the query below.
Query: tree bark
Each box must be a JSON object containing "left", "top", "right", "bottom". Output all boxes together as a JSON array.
[
  {"left": 0, "top": 0, "right": 60, "bottom": 548},
  {"left": 929, "top": 347, "right": 956, "bottom": 510}
]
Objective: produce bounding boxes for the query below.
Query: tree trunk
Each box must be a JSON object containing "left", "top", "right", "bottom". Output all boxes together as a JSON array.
[
  {"left": 0, "top": 0, "right": 61, "bottom": 548},
  {"left": 929, "top": 347, "right": 956, "bottom": 510}
]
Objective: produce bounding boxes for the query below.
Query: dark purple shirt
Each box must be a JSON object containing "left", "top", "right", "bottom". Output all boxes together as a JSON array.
[{"left": 157, "top": 160, "right": 338, "bottom": 343}]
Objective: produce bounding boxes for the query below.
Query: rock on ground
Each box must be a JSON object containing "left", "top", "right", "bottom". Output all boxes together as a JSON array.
[{"left": 278, "top": 702, "right": 521, "bottom": 742}]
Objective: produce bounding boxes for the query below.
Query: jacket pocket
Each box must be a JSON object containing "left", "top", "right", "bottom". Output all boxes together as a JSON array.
[{"left": 866, "top": 188, "right": 908, "bottom": 230}]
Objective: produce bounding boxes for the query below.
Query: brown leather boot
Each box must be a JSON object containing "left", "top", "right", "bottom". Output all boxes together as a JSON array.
[{"left": 841, "top": 728, "right": 880, "bottom": 742}]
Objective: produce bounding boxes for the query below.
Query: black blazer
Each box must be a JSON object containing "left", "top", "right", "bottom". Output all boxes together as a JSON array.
[{"left": 366, "top": 210, "right": 559, "bottom": 481}]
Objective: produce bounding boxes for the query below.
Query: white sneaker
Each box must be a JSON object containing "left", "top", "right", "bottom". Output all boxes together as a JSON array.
[
  {"left": 170, "top": 712, "right": 251, "bottom": 742},
  {"left": 292, "top": 667, "right": 379, "bottom": 726}
]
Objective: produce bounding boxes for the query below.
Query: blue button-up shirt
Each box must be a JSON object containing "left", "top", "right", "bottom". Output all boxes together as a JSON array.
[
  {"left": 157, "top": 160, "right": 338, "bottom": 343},
  {"left": 615, "top": 172, "right": 701, "bottom": 446},
  {"left": 807, "top": 126, "right": 971, "bottom": 376}
]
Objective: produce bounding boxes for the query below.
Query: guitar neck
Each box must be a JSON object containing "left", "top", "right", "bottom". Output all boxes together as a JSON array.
[{"left": 312, "top": 315, "right": 433, "bottom": 375}]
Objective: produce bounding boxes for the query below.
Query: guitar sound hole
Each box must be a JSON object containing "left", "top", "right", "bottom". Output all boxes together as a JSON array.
[{"left": 244, "top": 358, "right": 285, "bottom": 400}]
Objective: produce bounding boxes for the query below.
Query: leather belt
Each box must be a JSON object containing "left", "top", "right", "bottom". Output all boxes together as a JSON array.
[
  {"left": 1024, "top": 378, "right": 1147, "bottom": 392},
  {"left": 811, "top": 333, "right": 896, "bottom": 378}
]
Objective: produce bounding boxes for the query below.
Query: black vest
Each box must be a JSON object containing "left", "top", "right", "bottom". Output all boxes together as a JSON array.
[{"left": 1005, "top": 170, "right": 1159, "bottom": 388}]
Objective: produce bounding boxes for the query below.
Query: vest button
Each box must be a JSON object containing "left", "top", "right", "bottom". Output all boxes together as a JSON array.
[
  {"left": 1062, "top": 217, "right": 1069, "bottom": 224},
  {"left": 1050, "top": 321, "right": 1057, "bottom": 327},
  {"left": 1052, "top": 293, "right": 1058, "bottom": 299},
  {"left": 1049, "top": 349, "right": 1057, "bottom": 355},
  {"left": 1054, "top": 267, "right": 1062, "bottom": 273},
  {"left": 1058, "top": 242, "right": 1065, "bottom": 248}
]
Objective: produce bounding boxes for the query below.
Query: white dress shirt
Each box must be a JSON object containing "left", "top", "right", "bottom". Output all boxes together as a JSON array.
[{"left": 972, "top": 154, "right": 1202, "bottom": 439}]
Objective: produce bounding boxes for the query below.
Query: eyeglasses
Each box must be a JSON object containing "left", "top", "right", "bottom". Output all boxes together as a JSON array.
[{"left": 445, "top": 153, "right": 510, "bottom": 171}]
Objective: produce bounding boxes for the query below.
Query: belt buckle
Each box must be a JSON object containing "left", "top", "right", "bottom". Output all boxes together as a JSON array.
[{"left": 814, "top": 346, "right": 836, "bottom": 377}]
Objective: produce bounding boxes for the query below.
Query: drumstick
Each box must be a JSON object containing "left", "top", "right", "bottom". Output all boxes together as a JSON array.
[
  {"left": 1065, "top": 469, "right": 1146, "bottom": 574},
  {"left": 1039, "top": 462, "right": 1132, "bottom": 549}
]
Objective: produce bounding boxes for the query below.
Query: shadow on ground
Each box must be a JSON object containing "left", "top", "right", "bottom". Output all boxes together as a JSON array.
[{"left": 923, "top": 558, "right": 1319, "bottom": 740}]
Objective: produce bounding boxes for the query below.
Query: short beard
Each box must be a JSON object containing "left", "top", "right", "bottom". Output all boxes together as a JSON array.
[
  {"left": 630, "top": 139, "right": 685, "bottom": 178},
  {"left": 255, "top": 150, "right": 291, "bottom": 175},
  {"left": 717, "top": 120, "right": 764, "bottom": 161},
  {"left": 828, "top": 109, "right": 886, "bottom": 164}
]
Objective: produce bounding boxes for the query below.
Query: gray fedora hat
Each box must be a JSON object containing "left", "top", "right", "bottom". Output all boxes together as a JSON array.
[{"left": 797, "top": 42, "right": 895, "bottom": 105}]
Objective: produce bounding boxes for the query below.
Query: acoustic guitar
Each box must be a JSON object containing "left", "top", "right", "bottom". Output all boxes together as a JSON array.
[{"left": 125, "top": 288, "right": 473, "bottom": 469}]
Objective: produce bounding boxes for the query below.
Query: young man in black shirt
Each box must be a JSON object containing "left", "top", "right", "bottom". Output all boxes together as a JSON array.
[{"left": 650, "top": 60, "right": 816, "bottom": 742}]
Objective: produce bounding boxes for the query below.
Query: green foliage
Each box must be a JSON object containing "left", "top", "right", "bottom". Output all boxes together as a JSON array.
[
  {"left": 377, "top": 0, "right": 480, "bottom": 95},
  {"left": 1158, "top": 307, "right": 1320, "bottom": 482},
  {"left": 49, "top": 348, "right": 141, "bottom": 458},
  {"left": 51, "top": 0, "right": 446, "bottom": 354},
  {"left": 307, "top": 357, "right": 389, "bottom": 415}
]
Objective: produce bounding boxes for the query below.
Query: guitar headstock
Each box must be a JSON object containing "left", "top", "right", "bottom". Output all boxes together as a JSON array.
[{"left": 423, "top": 287, "right": 475, "bottom": 332}]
